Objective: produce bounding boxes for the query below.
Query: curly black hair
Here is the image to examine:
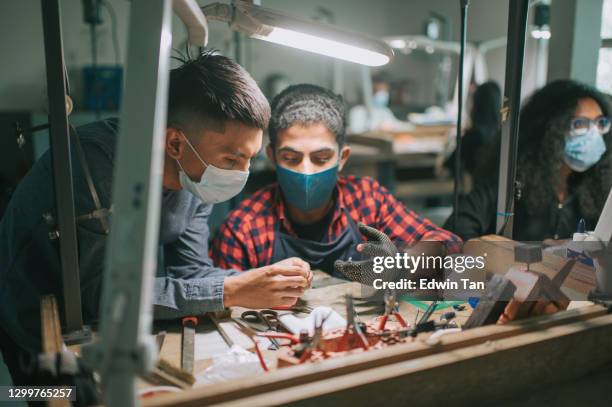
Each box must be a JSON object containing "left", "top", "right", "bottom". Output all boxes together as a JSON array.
[
  {"left": 268, "top": 84, "right": 346, "bottom": 147},
  {"left": 517, "top": 79, "right": 612, "bottom": 224}
]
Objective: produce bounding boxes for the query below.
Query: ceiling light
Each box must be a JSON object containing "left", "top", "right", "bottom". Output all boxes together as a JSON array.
[{"left": 389, "top": 39, "right": 407, "bottom": 49}]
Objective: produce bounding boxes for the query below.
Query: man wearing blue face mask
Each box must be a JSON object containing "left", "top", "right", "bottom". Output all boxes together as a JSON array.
[
  {"left": 348, "top": 72, "right": 414, "bottom": 134},
  {"left": 445, "top": 80, "right": 612, "bottom": 241},
  {"left": 0, "top": 52, "right": 311, "bottom": 374},
  {"left": 213, "top": 84, "right": 459, "bottom": 275}
]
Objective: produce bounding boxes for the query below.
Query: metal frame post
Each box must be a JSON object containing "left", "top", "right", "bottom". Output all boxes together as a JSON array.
[
  {"left": 452, "top": 0, "right": 469, "bottom": 230},
  {"left": 83, "top": 1, "right": 172, "bottom": 405},
  {"left": 40, "top": 0, "right": 90, "bottom": 342},
  {"left": 495, "top": 0, "right": 530, "bottom": 238}
]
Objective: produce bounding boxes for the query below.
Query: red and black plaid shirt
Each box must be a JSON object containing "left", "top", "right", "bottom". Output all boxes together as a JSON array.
[{"left": 212, "top": 175, "right": 460, "bottom": 270}]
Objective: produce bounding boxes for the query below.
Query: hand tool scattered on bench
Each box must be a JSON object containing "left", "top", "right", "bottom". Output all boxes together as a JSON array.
[
  {"left": 241, "top": 310, "right": 282, "bottom": 350},
  {"left": 378, "top": 289, "right": 408, "bottom": 331},
  {"left": 181, "top": 316, "right": 198, "bottom": 373}
]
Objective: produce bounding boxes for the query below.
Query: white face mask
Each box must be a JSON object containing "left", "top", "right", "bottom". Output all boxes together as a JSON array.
[{"left": 176, "top": 135, "right": 249, "bottom": 204}]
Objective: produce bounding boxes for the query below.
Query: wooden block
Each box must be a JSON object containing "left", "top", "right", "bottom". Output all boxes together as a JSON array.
[
  {"left": 504, "top": 266, "right": 571, "bottom": 321},
  {"left": 145, "top": 358, "right": 195, "bottom": 389},
  {"left": 463, "top": 275, "right": 516, "bottom": 329}
]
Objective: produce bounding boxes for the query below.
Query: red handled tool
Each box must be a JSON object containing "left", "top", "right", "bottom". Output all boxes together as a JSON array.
[
  {"left": 233, "top": 318, "right": 269, "bottom": 372},
  {"left": 378, "top": 290, "right": 408, "bottom": 331},
  {"left": 256, "top": 332, "right": 301, "bottom": 345}
]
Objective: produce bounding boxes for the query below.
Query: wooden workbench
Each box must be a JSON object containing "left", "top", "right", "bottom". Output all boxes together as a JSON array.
[
  {"left": 148, "top": 271, "right": 472, "bottom": 384},
  {"left": 140, "top": 238, "right": 612, "bottom": 407}
]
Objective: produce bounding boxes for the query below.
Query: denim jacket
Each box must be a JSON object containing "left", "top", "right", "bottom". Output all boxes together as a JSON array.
[{"left": 0, "top": 118, "right": 237, "bottom": 352}]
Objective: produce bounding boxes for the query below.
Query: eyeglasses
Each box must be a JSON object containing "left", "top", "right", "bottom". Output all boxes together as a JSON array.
[{"left": 569, "top": 116, "right": 611, "bottom": 137}]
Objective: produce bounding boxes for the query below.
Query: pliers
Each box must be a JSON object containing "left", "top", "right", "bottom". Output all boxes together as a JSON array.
[{"left": 378, "top": 290, "right": 408, "bottom": 331}]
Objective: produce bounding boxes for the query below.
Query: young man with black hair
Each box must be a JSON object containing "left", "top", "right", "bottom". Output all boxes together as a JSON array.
[
  {"left": 213, "top": 84, "right": 458, "bottom": 276},
  {"left": 0, "top": 52, "right": 311, "bottom": 365}
]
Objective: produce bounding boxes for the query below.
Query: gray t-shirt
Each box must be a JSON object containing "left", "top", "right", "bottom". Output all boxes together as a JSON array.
[{"left": 0, "top": 118, "right": 237, "bottom": 352}]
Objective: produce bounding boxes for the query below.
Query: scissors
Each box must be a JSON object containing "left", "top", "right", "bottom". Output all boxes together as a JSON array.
[{"left": 241, "top": 310, "right": 282, "bottom": 349}]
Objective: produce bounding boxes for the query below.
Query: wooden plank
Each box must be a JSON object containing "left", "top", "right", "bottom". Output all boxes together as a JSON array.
[
  {"left": 40, "top": 295, "right": 71, "bottom": 407},
  {"left": 143, "top": 304, "right": 608, "bottom": 407},
  {"left": 40, "top": 295, "right": 63, "bottom": 353},
  {"left": 215, "top": 313, "right": 612, "bottom": 407},
  {"left": 145, "top": 359, "right": 195, "bottom": 390}
]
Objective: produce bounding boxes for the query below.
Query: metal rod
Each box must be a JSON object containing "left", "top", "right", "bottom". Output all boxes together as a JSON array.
[
  {"left": 419, "top": 300, "right": 438, "bottom": 324},
  {"left": 452, "top": 0, "right": 469, "bottom": 230},
  {"left": 210, "top": 316, "right": 235, "bottom": 348},
  {"left": 82, "top": 1, "right": 173, "bottom": 405},
  {"left": 495, "top": 0, "right": 530, "bottom": 238},
  {"left": 90, "top": 22, "right": 100, "bottom": 119},
  {"left": 40, "top": 0, "right": 84, "bottom": 334}
]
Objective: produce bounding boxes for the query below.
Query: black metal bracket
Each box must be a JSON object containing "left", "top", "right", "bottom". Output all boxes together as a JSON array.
[
  {"left": 41, "top": 0, "right": 91, "bottom": 344},
  {"left": 495, "top": 0, "right": 530, "bottom": 239},
  {"left": 452, "top": 0, "right": 470, "bottom": 230}
]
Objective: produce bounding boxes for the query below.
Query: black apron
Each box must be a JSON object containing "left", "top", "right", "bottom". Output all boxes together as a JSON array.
[{"left": 271, "top": 207, "right": 364, "bottom": 278}]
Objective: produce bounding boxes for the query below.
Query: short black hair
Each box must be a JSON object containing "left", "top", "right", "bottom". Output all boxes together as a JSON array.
[
  {"left": 269, "top": 84, "right": 346, "bottom": 147},
  {"left": 372, "top": 71, "right": 391, "bottom": 85},
  {"left": 167, "top": 50, "right": 270, "bottom": 131}
]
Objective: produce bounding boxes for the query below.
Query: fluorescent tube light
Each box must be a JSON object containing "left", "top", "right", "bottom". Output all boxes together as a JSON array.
[
  {"left": 252, "top": 27, "right": 390, "bottom": 66},
  {"left": 202, "top": 2, "right": 393, "bottom": 67}
]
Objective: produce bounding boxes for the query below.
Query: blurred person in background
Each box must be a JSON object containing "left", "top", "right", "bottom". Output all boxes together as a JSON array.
[
  {"left": 444, "top": 81, "right": 502, "bottom": 187},
  {"left": 348, "top": 72, "right": 415, "bottom": 134},
  {"left": 445, "top": 80, "right": 611, "bottom": 241}
]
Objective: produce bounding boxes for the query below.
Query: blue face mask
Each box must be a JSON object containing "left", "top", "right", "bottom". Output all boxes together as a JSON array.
[
  {"left": 372, "top": 90, "right": 390, "bottom": 108},
  {"left": 276, "top": 164, "right": 339, "bottom": 212},
  {"left": 563, "top": 128, "right": 607, "bottom": 172}
]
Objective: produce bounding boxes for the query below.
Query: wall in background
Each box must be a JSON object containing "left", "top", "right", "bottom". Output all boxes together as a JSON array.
[
  {"left": 0, "top": 0, "right": 519, "bottom": 113},
  {"left": 185, "top": 0, "right": 513, "bottom": 108},
  {"left": 548, "top": 0, "right": 604, "bottom": 86},
  {"left": 0, "top": 0, "right": 130, "bottom": 112}
]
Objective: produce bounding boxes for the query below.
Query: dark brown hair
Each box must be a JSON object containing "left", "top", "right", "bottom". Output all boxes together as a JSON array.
[
  {"left": 269, "top": 84, "right": 346, "bottom": 148},
  {"left": 167, "top": 50, "right": 270, "bottom": 131}
]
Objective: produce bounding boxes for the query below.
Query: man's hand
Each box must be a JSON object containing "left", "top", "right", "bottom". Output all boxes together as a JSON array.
[
  {"left": 273, "top": 257, "right": 313, "bottom": 287},
  {"left": 334, "top": 223, "right": 445, "bottom": 286},
  {"left": 334, "top": 223, "right": 398, "bottom": 285},
  {"left": 223, "top": 257, "right": 311, "bottom": 308}
]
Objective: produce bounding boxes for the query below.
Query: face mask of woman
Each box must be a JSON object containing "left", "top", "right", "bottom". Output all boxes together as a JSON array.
[
  {"left": 372, "top": 90, "right": 390, "bottom": 108},
  {"left": 563, "top": 116, "right": 609, "bottom": 172},
  {"left": 176, "top": 134, "right": 249, "bottom": 204}
]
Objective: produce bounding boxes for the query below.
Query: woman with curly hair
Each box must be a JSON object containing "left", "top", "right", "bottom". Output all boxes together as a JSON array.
[{"left": 445, "top": 79, "right": 611, "bottom": 241}]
